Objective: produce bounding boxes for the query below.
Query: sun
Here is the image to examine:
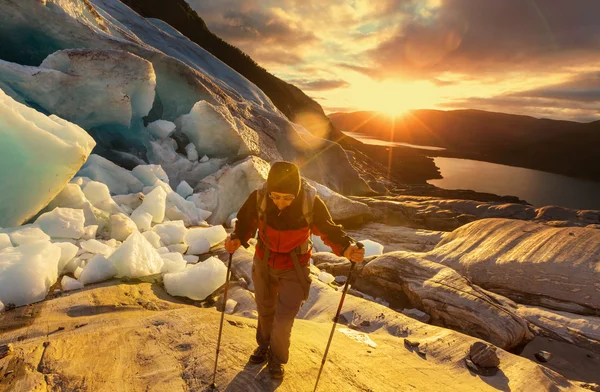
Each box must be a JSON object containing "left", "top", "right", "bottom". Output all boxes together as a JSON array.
[{"left": 344, "top": 79, "right": 439, "bottom": 116}]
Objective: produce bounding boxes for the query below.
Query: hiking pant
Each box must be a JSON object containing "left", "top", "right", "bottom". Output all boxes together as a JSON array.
[{"left": 252, "top": 254, "right": 311, "bottom": 365}]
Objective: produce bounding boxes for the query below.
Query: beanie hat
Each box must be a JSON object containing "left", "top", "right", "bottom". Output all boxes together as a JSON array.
[{"left": 267, "top": 161, "right": 301, "bottom": 196}]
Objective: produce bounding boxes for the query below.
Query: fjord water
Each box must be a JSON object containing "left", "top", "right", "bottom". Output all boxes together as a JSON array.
[
  {"left": 429, "top": 157, "right": 600, "bottom": 210},
  {"left": 343, "top": 131, "right": 600, "bottom": 210}
]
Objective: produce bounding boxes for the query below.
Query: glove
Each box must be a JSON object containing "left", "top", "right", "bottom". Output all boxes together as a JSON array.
[
  {"left": 224, "top": 234, "right": 241, "bottom": 254},
  {"left": 343, "top": 244, "right": 365, "bottom": 263}
]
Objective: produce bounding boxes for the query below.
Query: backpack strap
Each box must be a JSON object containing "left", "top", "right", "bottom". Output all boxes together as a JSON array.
[{"left": 301, "top": 179, "right": 317, "bottom": 228}]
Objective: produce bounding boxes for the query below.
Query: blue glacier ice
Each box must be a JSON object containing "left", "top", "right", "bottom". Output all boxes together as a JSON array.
[{"left": 0, "top": 87, "right": 96, "bottom": 227}]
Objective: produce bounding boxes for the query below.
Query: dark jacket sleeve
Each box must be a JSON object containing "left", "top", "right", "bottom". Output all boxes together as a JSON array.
[
  {"left": 233, "top": 190, "right": 258, "bottom": 247},
  {"left": 311, "top": 196, "right": 352, "bottom": 256}
]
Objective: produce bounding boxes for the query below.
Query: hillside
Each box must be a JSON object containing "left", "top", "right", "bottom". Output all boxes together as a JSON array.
[{"left": 330, "top": 110, "right": 600, "bottom": 182}]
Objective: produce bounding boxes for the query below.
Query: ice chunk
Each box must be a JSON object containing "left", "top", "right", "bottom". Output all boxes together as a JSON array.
[
  {"left": 163, "top": 256, "right": 227, "bottom": 300},
  {"left": 130, "top": 209, "right": 153, "bottom": 232},
  {"left": 197, "top": 226, "right": 227, "bottom": 247},
  {"left": 192, "top": 157, "right": 269, "bottom": 224},
  {"left": 79, "top": 254, "right": 117, "bottom": 285},
  {"left": 318, "top": 271, "right": 335, "bottom": 284},
  {"left": 186, "top": 237, "right": 210, "bottom": 255},
  {"left": 142, "top": 231, "right": 163, "bottom": 248},
  {"left": 112, "top": 193, "right": 145, "bottom": 212},
  {"left": 312, "top": 234, "right": 332, "bottom": 253},
  {"left": 152, "top": 221, "right": 187, "bottom": 245},
  {"left": 132, "top": 186, "right": 167, "bottom": 224},
  {"left": 179, "top": 101, "right": 257, "bottom": 158},
  {"left": 160, "top": 252, "right": 187, "bottom": 273},
  {"left": 79, "top": 253, "right": 94, "bottom": 261},
  {"left": 80, "top": 239, "right": 115, "bottom": 257},
  {"left": 167, "top": 244, "right": 188, "bottom": 254},
  {"left": 0, "top": 87, "right": 95, "bottom": 227},
  {"left": 55, "top": 242, "right": 79, "bottom": 273},
  {"left": 176, "top": 181, "right": 193, "bottom": 199},
  {"left": 225, "top": 299, "right": 238, "bottom": 315},
  {"left": 184, "top": 226, "right": 227, "bottom": 254},
  {"left": 46, "top": 184, "right": 107, "bottom": 231},
  {"left": 185, "top": 143, "right": 199, "bottom": 161},
  {"left": 147, "top": 120, "right": 176, "bottom": 139},
  {"left": 108, "top": 231, "right": 164, "bottom": 278},
  {"left": 359, "top": 239, "right": 384, "bottom": 257},
  {"left": 78, "top": 154, "right": 144, "bottom": 195},
  {"left": 110, "top": 213, "right": 138, "bottom": 241},
  {"left": 166, "top": 191, "right": 211, "bottom": 226},
  {"left": 200, "top": 155, "right": 209, "bottom": 163},
  {"left": 47, "top": 184, "right": 88, "bottom": 211},
  {"left": 82, "top": 225, "right": 98, "bottom": 240},
  {"left": 61, "top": 276, "right": 84, "bottom": 292},
  {"left": 9, "top": 227, "right": 50, "bottom": 246},
  {"left": 0, "top": 241, "right": 62, "bottom": 306},
  {"left": 105, "top": 239, "right": 119, "bottom": 248},
  {"left": 36, "top": 208, "right": 85, "bottom": 239},
  {"left": 0, "top": 234, "right": 12, "bottom": 250},
  {"left": 146, "top": 138, "right": 227, "bottom": 190},
  {"left": 73, "top": 266, "right": 84, "bottom": 279},
  {"left": 82, "top": 181, "right": 123, "bottom": 214},
  {"left": 132, "top": 165, "right": 169, "bottom": 187},
  {"left": 183, "top": 255, "right": 199, "bottom": 264}
]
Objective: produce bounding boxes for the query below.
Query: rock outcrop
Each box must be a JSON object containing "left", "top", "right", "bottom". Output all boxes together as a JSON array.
[
  {"left": 427, "top": 218, "right": 600, "bottom": 316},
  {"left": 312, "top": 251, "right": 534, "bottom": 351},
  {"left": 354, "top": 195, "right": 600, "bottom": 231}
]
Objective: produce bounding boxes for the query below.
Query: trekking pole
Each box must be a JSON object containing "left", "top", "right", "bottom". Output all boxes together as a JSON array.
[
  {"left": 313, "top": 241, "right": 364, "bottom": 392},
  {"left": 210, "top": 233, "right": 237, "bottom": 390}
]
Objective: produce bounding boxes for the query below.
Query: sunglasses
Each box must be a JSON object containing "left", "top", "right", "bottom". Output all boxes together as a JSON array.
[{"left": 269, "top": 193, "right": 295, "bottom": 201}]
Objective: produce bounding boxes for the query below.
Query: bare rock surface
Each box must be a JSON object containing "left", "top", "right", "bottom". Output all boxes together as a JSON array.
[
  {"left": 0, "top": 280, "right": 580, "bottom": 392},
  {"left": 313, "top": 251, "right": 534, "bottom": 350},
  {"left": 345, "top": 223, "right": 444, "bottom": 253},
  {"left": 517, "top": 305, "right": 600, "bottom": 353},
  {"left": 427, "top": 218, "right": 600, "bottom": 316},
  {"left": 353, "top": 195, "right": 600, "bottom": 231}
]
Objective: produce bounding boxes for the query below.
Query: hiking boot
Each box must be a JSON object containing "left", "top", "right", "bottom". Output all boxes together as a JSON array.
[
  {"left": 249, "top": 346, "right": 269, "bottom": 364},
  {"left": 268, "top": 361, "right": 285, "bottom": 380}
]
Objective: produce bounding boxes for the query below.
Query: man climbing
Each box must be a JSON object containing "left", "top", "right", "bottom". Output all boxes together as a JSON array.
[{"left": 224, "top": 161, "right": 365, "bottom": 380}]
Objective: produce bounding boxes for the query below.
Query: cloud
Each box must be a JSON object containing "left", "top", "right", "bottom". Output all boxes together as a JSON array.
[
  {"left": 289, "top": 78, "right": 350, "bottom": 91},
  {"left": 366, "top": 0, "right": 600, "bottom": 79},
  {"left": 336, "top": 63, "right": 379, "bottom": 78},
  {"left": 185, "top": 0, "right": 600, "bottom": 121},
  {"left": 511, "top": 72, "right": 600, "bottom": 103},
  {"left": 443, "top": 73, "right": 600, "bottom": 122}
]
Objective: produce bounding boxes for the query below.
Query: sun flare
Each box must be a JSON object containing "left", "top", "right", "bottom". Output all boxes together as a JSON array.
[{"left": 338, "top": 78, "right": 440, "bottom": 116}]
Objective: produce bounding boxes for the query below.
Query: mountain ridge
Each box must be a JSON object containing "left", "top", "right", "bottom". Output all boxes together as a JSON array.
[{"left": 330, "top": 109, "right": 600, "bottom": 182}]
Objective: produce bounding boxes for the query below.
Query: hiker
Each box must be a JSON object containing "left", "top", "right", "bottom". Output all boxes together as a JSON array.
[{"left": 224, "top": 161, "right": 365, "bottom": 379}]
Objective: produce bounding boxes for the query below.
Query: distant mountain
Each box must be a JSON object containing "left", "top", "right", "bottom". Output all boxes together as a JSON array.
[{"left": 330, "top": 110, "right": 600, "bottom": 182}]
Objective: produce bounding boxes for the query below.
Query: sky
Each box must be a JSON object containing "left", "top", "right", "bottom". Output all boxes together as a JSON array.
[{"left": 185, "top": 0, "right": 600, "bottom": 122}]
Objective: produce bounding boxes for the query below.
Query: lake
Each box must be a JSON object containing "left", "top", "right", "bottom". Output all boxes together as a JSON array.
[
  {"left": 343, "top": 131, "right": 600, "bottom": 210},
  {"left": 429, "top": 157, "right": 600, "bottom": 210},
  {"left": 342, "top": 130, "right": 446, "bottom": 150}
]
